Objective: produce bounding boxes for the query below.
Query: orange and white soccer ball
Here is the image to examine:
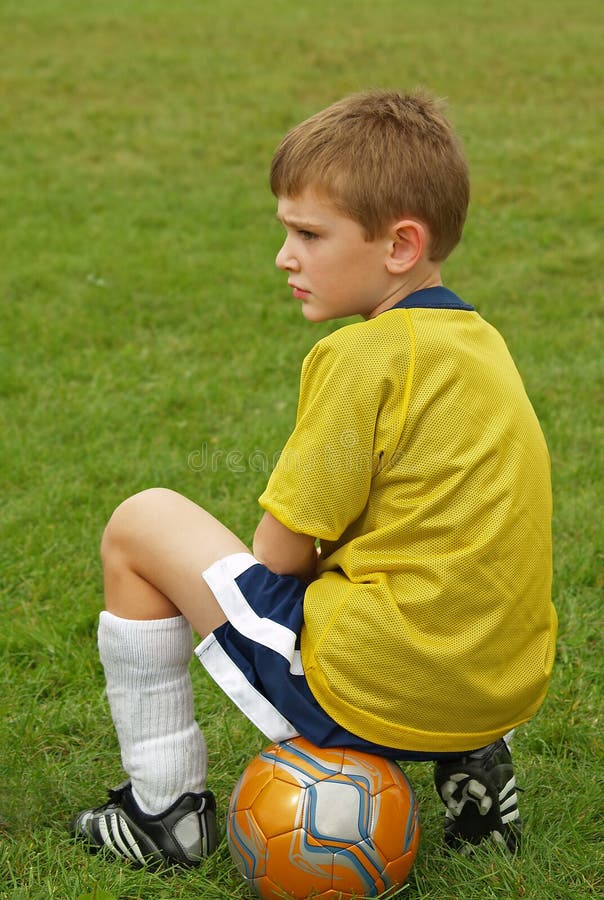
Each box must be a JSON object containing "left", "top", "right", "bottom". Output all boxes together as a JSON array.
[{"left": 227, "top": 736, "right": 420, "bottom": 899}]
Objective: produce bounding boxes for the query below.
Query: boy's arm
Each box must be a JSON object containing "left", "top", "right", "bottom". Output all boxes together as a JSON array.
[{"left": 253, "top": 511, "right": 317, "bottom": 583}]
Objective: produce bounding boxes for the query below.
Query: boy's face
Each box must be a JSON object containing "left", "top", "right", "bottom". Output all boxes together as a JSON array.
[{"left": 275, "top": 188, "right": 395, "bottom": 322}]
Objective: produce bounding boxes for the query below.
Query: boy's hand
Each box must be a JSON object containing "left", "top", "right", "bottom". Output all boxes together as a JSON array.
[{"left": 253, "top": 512, "right": 317, "bottom": 583}]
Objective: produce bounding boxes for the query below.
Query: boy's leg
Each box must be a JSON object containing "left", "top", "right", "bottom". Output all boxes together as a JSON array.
[
  {"left": 434, "top": 738, "right": 522, "bottom": 853},
  {"left": 101, "top": 486, "right": 248, "bottom": 632},
  {"left": 73, "top": 488, "right": 249, "bottom": 866}
]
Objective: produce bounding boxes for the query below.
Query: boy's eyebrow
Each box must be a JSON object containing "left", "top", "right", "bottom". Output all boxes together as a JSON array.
[{"left": 275, "top": 212, "right": 323, "bottom": 229}]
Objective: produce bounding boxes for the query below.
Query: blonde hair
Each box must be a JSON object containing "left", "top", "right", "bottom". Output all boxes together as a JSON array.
[{"left": 270, "top": 89, "right": 470, "bottom": 261}]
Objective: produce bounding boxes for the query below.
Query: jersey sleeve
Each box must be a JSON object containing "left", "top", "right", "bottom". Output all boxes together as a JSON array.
[{"left": 259, "top": 335, "right": 392, "bottom": 541}]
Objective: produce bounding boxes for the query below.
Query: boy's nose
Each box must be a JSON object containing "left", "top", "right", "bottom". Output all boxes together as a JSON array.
[{"left": 275, "top": 239, "right": 298, "bottom": 271}]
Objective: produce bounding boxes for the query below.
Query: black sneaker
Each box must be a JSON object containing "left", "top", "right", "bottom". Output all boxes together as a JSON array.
[
  {"left": 71, "top": 781, "right": 217, "bottom": 868},
  {"left": 434, "top": 739, "right": 522, "bottom": 853}
]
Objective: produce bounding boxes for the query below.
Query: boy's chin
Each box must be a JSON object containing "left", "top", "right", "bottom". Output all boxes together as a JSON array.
[{"left": 300, "top": 303, "right": 331, "bottom": 324}]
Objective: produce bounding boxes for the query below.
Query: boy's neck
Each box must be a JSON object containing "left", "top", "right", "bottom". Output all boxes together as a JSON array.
[{"left": 367, "top": 266, "right": 443, "bottom": 320}]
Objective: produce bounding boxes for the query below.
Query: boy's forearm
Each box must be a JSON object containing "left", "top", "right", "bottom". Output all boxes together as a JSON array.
[{"left": 253, "top": 512, "right": 317, "bottom": 583}]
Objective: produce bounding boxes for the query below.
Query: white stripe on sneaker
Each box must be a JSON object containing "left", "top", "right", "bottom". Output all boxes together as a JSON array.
[
  {"left": 109, "top": 813, "right": 137, "bottom": 861},
  {"left": 118, "top": 817, "right": 147, "bottom": 864},
  {"left": 499, "top": 775, "right": 516, "bottom": 800},
  {"left": 98, "top": 815, "right": 127, "bottom": 860},
  {"left": 502, "top": 808, "right": 521, "bottom": 824},
  {"left": 500, "top": 793, "right": 518, "bottom": 812}
]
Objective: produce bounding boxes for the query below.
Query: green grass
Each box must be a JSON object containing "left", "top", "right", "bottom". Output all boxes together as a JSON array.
[{"left": 1, "top": 0, "right": 602, "bottom": 897}]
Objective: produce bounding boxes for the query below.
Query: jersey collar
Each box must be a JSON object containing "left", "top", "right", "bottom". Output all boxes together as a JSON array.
[{"left": 389, "top": 286, "right": 475, "bottom": 312}]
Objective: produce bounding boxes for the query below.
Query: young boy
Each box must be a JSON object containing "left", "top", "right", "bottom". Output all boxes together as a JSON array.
[{"left": 72, "top": 90, "right": 556, "bottom": 865}]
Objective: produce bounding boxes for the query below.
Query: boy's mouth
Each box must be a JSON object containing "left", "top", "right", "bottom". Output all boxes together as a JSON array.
[{"left": 289, "top": 282, "right": 310, "bottom": 299}]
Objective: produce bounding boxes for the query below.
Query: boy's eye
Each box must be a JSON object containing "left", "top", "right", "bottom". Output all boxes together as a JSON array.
[{"left": 299, "top": 230, "right": 318, "bottom": 241}]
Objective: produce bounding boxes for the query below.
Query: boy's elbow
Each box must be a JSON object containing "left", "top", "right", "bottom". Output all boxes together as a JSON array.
[
  {"left": 252, "top": 533, "right": 277, "bottom": 571},
  {"left": 253, "top": 522, "right": 284, "bottom": 572},
  {"left": 253, "top": 514, "right": 317, "bottom": 581},
  {"left": 253, "top": 534, "right": 295, "bottom": 576}
]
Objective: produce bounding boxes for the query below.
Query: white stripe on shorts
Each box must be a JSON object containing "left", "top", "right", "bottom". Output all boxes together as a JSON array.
[
  {"left": 196, "top": 632, "right": 299, "bottom": 743},
  {"left": 202, "top": 552, "right": 299, "bottom": 665}
]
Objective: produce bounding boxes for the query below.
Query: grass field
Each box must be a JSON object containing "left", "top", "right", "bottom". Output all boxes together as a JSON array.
[{"left": 1, "top": 0, "right": 602, "bottom": 897}]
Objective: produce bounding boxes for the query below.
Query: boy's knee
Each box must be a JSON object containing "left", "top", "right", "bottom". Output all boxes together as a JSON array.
[{"left": 101, "top": 487, "right": 175, "bottom": 562}]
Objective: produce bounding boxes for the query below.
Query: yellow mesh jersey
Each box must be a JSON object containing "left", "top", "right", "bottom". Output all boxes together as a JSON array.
[{"left": 259, "top": 290, "right": 556, "bottom": 752}]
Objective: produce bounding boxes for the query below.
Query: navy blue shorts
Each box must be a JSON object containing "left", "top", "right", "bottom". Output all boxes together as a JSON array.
[{"left": 196, "top": 553, "right": 463, "bottom": 762}]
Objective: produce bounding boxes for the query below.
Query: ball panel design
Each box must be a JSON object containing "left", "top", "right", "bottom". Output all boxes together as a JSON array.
[
  {"left": 228, "top": 808, "right": 268, "bottom": 881},
  {"left": 266, "top": 829, "right": 335, "bottom": 898},
  {"left": 231, "top": 756, "right": 275, "bottom": 808},
  {"left": 264, "top": 738, "right": 346, "bottom": 786},
  {"left": 340, "top": 750, "right": 398, "bottom": 793},
  {"left": 372, "top": 782, "right": 418, "bottom": 859},
  {"left": 252, "top": 778, "right": 304, "bottom": 836},
  {"left": 306, "top": 779, "right": 364, "bottom": 844}
]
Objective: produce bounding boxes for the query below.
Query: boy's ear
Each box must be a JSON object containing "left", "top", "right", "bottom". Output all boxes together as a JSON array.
[{"left": 385, "top": 219, "right": 428, "bottom": 273}]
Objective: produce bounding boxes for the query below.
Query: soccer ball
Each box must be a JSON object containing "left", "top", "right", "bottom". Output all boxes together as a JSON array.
[{"left": 227, "top": 736, "right": 420, "bottom": 899}]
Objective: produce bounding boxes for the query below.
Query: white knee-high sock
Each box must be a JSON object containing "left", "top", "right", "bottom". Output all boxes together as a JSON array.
[{"left": 98, "top": 610, "right": 207, "bottom": 814}]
